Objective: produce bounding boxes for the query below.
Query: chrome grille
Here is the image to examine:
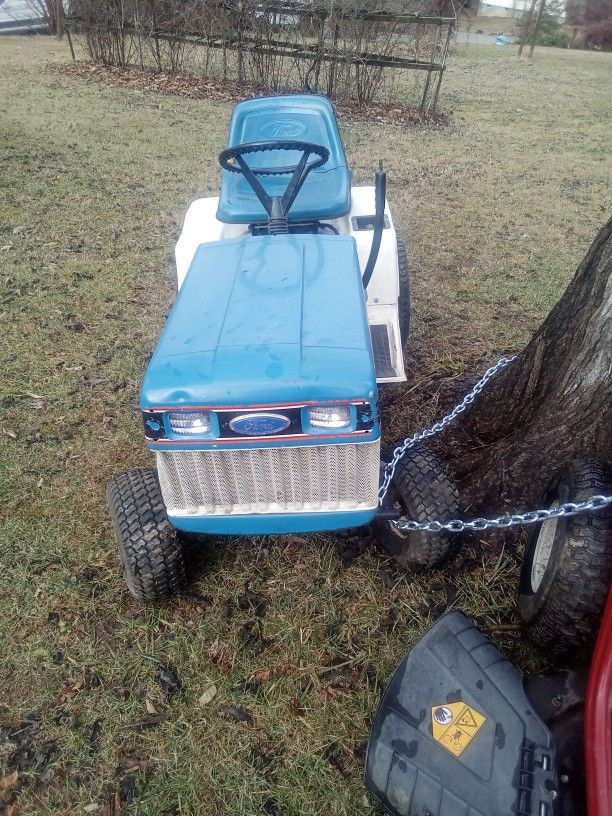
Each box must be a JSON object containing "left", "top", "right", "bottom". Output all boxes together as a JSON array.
[{"left": 156, "top": 441, "right": 380, "bottom": 516}]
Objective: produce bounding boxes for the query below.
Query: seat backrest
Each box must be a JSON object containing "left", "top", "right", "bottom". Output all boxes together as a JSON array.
[
  {"left": 227, "top": 94, "right": 347, "bottom": 169},
  {"left": 217, "top": 94, "right": 352, "bottom": 224}
]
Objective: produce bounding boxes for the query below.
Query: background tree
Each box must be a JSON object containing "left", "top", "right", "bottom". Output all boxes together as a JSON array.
[
  {"left": 518, "top": 0, "right": 567, "bottom": 53},
  {"left": 25, "top": 1, "right": 63, "bottom": 36},
  {"left": 518, "top": 0, "right": 538, "bottom": 56},
  {"left": 583, "top": 0, "right": 612, "bottom": 48},
  {"left": 563, "top": 0, "right": 612, "bottom": 49},
  {"left": 565, "top": 0, "right": 584, "bottom": 46},
  {"left": 447, "top": 217, "right": 612, "bottom": 513}
]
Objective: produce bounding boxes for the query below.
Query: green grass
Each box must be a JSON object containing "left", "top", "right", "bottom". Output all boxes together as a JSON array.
[{"left": 0, "top": 36, "right": 611, "bottom": 815}]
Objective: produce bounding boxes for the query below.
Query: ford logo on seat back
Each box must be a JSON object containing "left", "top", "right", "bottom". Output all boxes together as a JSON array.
[
  {"left": 229, "top": 413, "right": 291, "bottom": 436},
  {"left": 259, "top": 120, "right": 308, "bottom": 139}
]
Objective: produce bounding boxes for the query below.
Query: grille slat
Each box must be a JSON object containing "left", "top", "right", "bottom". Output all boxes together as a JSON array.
[{"left": 157, "top": 441, "right": 380, "bottom": 516}]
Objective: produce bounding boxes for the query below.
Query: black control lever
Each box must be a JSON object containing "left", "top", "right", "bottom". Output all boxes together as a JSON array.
[{"left": 362, "top": 160, "right": 386, "bottom": 289}]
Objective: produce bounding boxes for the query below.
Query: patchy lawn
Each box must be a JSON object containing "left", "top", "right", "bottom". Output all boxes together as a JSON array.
[{"left": 0, "top": 35, "right": 610, "bottom": 816}]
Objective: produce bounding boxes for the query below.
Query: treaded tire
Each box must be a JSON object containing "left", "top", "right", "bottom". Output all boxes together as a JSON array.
[
  {"left": 518, "top": 459, "right": 612, "bottom": 659},
  {"left": 107, "top": 468, "right": 186, "bottom": 604},
  {"left": 396, "top": 232, "right": 411, "bottom": 346},
  {"left": 372, "top": 444, "right": 460, "bottom": 571}
]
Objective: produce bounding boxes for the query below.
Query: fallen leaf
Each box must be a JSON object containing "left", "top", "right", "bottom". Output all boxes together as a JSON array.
[
  {"left": 218, "top": 704, "right": 253, "bottom": 725},
  {"left": 253, "top": 662, "right": 290, "bottom": 683},
  {"left": 237, "top": 588, "right": 267, "bottom": 617},
  {"left": 198, "top": 684, "right": 217, "bottom": 706},
  {"left": 220, "top": 599, "right": 233, "bottom": 621},
  {"left": 89, "top": 718, "right": 102, "bottom": 751},
  {"left": 116, "top": 754, "right": 156, "bottom": 774},
  {"left": 122, "top": 715, "right": 167, "bottom": 731},
  {"left": 253, "top": 668, "right": 271, "bottom": 682},
  {"left": 145, "top": 699, "right": 157, "bottom": 715},
  {"left": 158, "top": 665, "right": 181, "bottom": 697},
  {"left": 322, "top": 742, "right": 351, "bottom": 777},
  {"left": 0, "top": 770, "right": 18, "bottom": 790},
  {"left": 119, "top": 775, "right": 136, "bottom": 804}
]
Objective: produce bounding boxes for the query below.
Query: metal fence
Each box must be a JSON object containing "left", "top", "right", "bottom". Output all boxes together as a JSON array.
[{"left": 65, "top": 2, "right": 455, "bottom": 112}]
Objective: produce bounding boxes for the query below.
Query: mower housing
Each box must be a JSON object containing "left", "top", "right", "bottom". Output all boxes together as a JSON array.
[{"left": 141, "top": 232, "right": 380, "bottom": 534}]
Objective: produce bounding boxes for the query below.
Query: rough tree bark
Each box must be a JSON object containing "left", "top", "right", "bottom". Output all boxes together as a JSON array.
[{"left": 449, "top": 217, "right": 612, "bottom": 513}]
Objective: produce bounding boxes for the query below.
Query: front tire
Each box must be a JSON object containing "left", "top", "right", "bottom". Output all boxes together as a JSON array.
[
  {"left": 372, "top": 444, "right": 460, "bottom": 571},
  {"left": 518, "top": 459, "right": 612, "bottom": 658},
  {"left": 107, "top": 468, "right": 186, "bottom": 604}
]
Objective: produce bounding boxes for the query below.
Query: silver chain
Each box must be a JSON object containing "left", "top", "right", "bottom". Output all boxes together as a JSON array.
[
  {"left": 379, "top": 355, "right": 612, "bottom": 533},
  {"left": 378, "top": 355, "right": 516, "bottom": 503},
  {"left": 392, "top": 495, "right": 612, "bottom": 533}
]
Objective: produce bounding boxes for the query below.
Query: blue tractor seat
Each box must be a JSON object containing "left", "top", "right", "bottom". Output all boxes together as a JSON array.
[{"left": 216, "top": 95, "right": 352, "bottom": 224}]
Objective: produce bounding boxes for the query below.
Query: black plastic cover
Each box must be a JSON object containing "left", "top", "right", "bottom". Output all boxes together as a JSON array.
[{"left": 365, "top": 611, "right": 558, "bottom": 816}]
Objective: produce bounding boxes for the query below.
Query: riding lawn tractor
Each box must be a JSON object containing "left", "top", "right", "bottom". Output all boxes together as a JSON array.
[{"left": 107, "top": 93, "right": 459, "bottom": 603}]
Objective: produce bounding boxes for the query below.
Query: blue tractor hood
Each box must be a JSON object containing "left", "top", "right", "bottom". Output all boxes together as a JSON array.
[{"left": 141, "top": 234, "right": 376, "bottom": 409}]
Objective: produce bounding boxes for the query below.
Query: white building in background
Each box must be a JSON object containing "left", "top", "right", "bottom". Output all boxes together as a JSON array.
[{"left": 478, "top": 0, "right": 531, "bottom": 17}]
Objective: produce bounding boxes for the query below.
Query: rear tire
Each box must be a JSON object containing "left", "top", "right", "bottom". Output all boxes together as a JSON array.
[
  {"left": 372, "top": 444, "right": 460, "bottom": 571},
  {"left": 518, "top": 459, "right": 612, "bottom": 658},
  {"left": 107, "top": 468, "right": 186, "bottom": 604},
  {"left": 396, "top": 233, "right": 410, "bottom": 346}
]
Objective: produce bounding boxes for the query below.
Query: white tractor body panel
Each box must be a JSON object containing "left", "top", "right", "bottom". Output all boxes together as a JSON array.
[{"left": 175, "top": 186, "right": 406, "bottom": 382}]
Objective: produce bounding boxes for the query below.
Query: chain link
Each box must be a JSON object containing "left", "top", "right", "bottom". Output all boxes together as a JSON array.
[
  {"left": 378, "top": 356, "right": 516, "bottom": 503},
  {"left": 378, "top": 356, "right": 612, "bottom": 533},
  {"left": 391, "top": 495, "right": 612, "bottom": 533}
]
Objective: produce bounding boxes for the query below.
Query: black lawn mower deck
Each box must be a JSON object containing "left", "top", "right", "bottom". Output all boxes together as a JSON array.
[{"left": 365, "top": 611, "right": 558, "bottom": 816}]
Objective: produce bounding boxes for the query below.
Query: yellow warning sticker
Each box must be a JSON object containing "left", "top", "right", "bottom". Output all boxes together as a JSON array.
[{"left": 431, "top": 702, "right": 486, "bottom": 757}]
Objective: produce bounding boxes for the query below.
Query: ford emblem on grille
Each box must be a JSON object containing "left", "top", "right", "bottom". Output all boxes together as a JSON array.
[{"left": 229, "top": 413, "right": 291, "bottom": 436}]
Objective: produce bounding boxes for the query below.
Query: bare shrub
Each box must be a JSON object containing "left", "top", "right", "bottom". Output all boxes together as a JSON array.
[{"left": 67, "top": 0, "right": 462, "bottom": 109}]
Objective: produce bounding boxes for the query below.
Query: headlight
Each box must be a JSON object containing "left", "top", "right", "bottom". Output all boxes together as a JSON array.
[
  {"left": 168, "top": 411, "right": 212, "bottom": 435},
  {"left": 308, "top": 405, "right": 351, "bottom": 429}
]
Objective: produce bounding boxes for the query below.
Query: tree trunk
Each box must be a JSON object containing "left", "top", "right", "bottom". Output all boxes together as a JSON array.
[
  {"left": 55, "top": 0, "right": 64, "bottom": 40},
  {"left": 570, "top": 26, "right": 578, "bottom": 48},
  {"left": 518, "top": 0, "right": 538, "bottom": 57},
  {"left": 449, "top": 217, "right": 612, "bottom": 513},
  {"left": 528, "top": 0, "right": 547, "bottom": 58}
]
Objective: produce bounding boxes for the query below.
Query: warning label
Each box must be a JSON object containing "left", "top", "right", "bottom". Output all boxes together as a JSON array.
[
  {"left": 431, "top": 702, "right": 486, "bottom": 757},
  {"left": 457, "top": 709, "right": 480, "bottom": 730}
]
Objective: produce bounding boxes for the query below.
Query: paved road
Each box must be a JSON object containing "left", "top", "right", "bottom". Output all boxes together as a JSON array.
[{"left": 0, "top": 0, "right": 46, "bottom": 34}]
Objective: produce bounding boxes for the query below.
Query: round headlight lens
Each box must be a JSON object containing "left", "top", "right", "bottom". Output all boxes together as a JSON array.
[
  {"left": 169, "top": 411, "right": 212, "bottom": 435},
  {"left": 308, "top": 405, "right": 351, "bottom": 429}
]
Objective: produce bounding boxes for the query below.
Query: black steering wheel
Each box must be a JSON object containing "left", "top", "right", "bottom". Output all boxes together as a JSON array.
[{"left": 219, "top": 140, "right": 330, "bottom": 229}]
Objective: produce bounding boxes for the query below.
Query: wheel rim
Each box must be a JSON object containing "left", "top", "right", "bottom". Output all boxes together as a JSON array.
[
  {"left": 530, "top": 501, "right": 560, "bottom": 592},
  {"left": 387, "top": 488, "right": 410, "bottom": 540}
]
